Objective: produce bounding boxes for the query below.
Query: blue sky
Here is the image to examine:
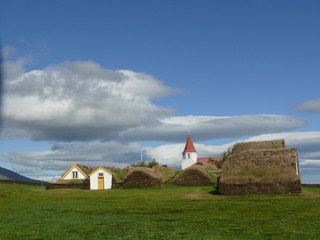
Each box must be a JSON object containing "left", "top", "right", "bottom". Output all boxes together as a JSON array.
[{"left": 0, "top": 0, "right": 319, "bottom": 183}]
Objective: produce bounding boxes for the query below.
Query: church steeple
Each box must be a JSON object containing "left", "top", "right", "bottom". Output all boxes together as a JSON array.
[
  {"left": 183, "top": 135, "right": 197, "bottom": 153},
  {"left": 181, "top": 134, "right": 198, "bottom": 170}
]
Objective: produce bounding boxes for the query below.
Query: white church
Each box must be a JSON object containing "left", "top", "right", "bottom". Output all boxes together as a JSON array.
[{"left": 181, "top": 135, "right": 222, "bottom": 170}]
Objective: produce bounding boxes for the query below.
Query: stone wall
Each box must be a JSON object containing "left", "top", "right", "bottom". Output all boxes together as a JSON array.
[
  {"left": 219, "top": 180, "right": 301, "bottom": 195},
  {"left": 46, "top": 179, "right": 89, "bottom": 190},
  {"left": 46, "top": 182, "right": 84, "bottom": 190}
]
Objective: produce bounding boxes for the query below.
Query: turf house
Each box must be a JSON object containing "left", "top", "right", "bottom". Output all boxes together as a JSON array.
[{"left": 218, "top": 139, "right": 302, "bottom": 195}]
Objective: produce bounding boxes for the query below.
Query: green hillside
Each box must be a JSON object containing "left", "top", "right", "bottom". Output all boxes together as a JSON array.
[{"left": 0, "top": 181, "right": 319, "bottom": 240}]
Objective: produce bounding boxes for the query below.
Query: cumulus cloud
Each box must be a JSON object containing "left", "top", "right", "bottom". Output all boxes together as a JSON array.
[
  {"left": 2, "top": 61, "right": 178, "bottom": 141},
  {"left": 296, "top": 98, "right": 320, "bottom": 113},
  {"left": 114, "top": 115, "right": 305, "bottom": 142}
]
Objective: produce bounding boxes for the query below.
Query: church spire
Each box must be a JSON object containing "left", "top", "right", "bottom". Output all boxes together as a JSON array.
[{"left": 182, "top": 135, "right": 197, "bottom": 153}]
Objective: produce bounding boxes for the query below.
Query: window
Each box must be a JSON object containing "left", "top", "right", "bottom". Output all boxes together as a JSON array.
[
  {"left": 72, "top": 171, "right": 78, "bottom": 179},
  {"left": 188, "top": 153, "right": 190, "bottom": 158},
  {"left": 99, "top": 173, "right": 104, "bottom": 177}
]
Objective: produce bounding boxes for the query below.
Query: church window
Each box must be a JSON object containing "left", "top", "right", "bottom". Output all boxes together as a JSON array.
[{"left": 188, "top": 153, "right": 190, "bottom": 158}]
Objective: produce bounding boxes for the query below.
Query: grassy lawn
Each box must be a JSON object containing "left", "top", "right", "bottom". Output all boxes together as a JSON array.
[{"left": 0, "top": 182, "right": 319, "bottom": 240}]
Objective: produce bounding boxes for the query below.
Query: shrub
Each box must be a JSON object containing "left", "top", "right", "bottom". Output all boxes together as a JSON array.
[
  {"left": 147, "top": 159, "right": 159, "bottom": 168},
  {"left": 130, "top": 159, "right": 159, "bottom": 168}
]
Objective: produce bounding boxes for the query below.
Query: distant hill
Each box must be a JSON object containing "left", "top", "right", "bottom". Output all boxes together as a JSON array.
[{"left": 0, "top": 167, "right": 45, "bottom": 184}]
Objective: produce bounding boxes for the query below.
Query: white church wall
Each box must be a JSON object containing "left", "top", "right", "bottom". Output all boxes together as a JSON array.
[{"left": 182, "top": 158, "right": 196, "bottom": 170}]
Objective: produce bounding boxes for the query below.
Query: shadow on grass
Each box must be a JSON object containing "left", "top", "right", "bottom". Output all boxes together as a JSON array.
[{"left": 209, "top": 187, "right": 220, "bottom": 195}]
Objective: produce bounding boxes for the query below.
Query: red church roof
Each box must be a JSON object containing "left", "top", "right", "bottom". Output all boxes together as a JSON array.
[{"left": 183, "top": 135, "right": 197, "bottom": 153}]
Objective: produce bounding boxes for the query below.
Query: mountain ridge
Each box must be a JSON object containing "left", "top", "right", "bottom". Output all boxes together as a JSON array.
[{"left": 0, "top": 167, "right": 45, "bottom": 184}]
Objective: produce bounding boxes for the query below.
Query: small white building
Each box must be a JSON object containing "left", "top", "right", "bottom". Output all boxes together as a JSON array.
[
  {"left": 58, "top": 162, "right": 113, "bottom": 190},
  {"left": 89, "top": 167, "right": 113, "bottom": 190}
]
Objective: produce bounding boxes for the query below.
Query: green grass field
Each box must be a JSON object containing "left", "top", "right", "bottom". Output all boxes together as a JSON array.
[{"left": 0, "top": 181, "right": 319, "bottom": 240}]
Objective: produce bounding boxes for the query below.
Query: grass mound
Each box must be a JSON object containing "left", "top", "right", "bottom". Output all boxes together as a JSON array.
[{"left": 172, "top": 163, "right": 218, "bottom": 186}]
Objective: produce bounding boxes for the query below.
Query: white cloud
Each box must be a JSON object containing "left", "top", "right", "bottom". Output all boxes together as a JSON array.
[
  {"left": 115, "top": 114, "right": 305, "bottom": 142},
  {"left": 2, "top": 59, "right": 305, "bottom": 143},
  {"left": 299, "top": 159, "right": 320, "bottom": 167},
  {"left": 2, "top": 61, "right": 178, "bottom": 141},
  {"left": 296, "top": 98, "right": 320, "bottom": 113}
]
